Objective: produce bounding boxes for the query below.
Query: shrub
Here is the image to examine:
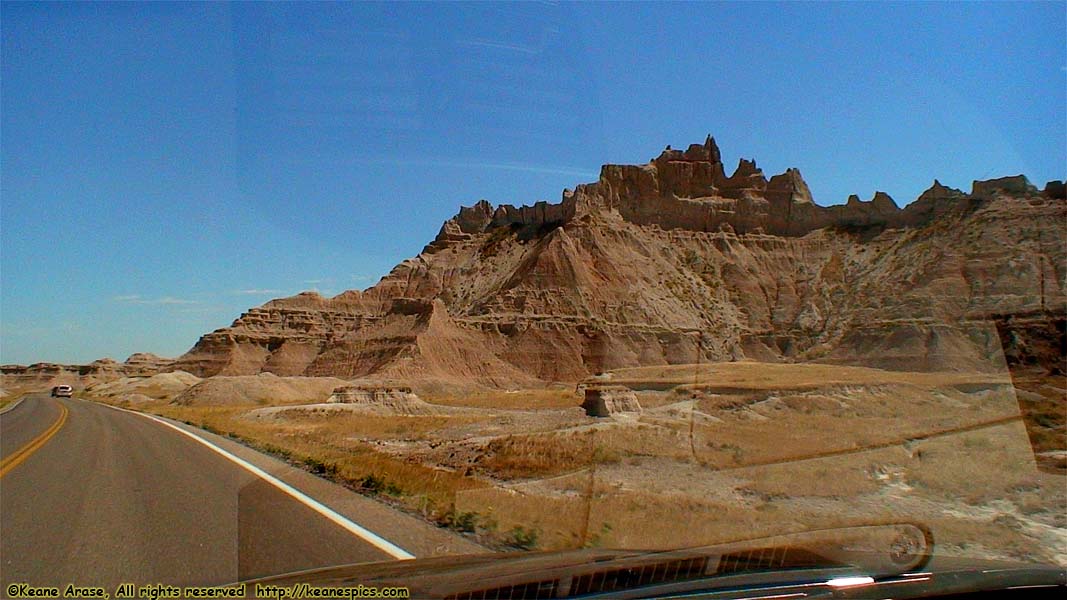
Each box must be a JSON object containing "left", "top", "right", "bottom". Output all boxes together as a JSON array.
[
  {"left": 302, "top": 456, "right": 338, "bottom": 476},
  {"left": 508, "top": 525, "right": 540, "bottom": 550},
  {"left": 442, "top": 509, "right": 480, "bottom": 533},
  {"left": 360, "top": 474, "right": 386, "bottom": 493}
]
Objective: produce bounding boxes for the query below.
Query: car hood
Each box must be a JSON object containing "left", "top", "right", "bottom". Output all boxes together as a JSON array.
[{"left": 241, "top": 522, "right": 1050, "bottom": 598}]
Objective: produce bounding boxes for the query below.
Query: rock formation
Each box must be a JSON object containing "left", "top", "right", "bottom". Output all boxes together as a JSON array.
[
  {"left": 328, "top": 383, "right": 436, "bottom": 415},
  {"left": 582, "top": 385, "right": 642, "bottom": 417},
  {"left": 122, "top": 353, "right": 177, "bottom": 376},
  {"left": 328, "top": 383, "right": 416, "bottom": 403},
  {"left": 159, "top": 137, "right": 1065, "bottom": 386},
  {"left": 1, "top": 353, "right": 175, "bottom": 392},
  {"left": 170, "top": 373, "right": 348, "bottom": 406}
]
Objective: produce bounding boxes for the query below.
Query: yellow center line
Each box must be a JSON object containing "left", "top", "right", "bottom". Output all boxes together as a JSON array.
[{"left": 0, "top": 402, "right": 69, "bottom": 478}]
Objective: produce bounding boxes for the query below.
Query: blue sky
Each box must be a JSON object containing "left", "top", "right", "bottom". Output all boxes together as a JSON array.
[{"left": 2, "top": 1, "right": 1064, "bottom": 365}]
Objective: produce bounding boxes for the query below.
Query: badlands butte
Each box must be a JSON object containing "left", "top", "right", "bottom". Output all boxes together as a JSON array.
[
  {"left": 4, "top": 137, "right": 1065, "bottom": 558},
  {"left": 5, "top": 136, "right": 1066, "bottom": 387},
  {"left": 167, "top": 138, "right": 1067, "bottom": 385}
]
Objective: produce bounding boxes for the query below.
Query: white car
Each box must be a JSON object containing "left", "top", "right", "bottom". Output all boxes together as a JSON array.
[{"left": 50, "top": 385, "right": 73, "bottom": 398}]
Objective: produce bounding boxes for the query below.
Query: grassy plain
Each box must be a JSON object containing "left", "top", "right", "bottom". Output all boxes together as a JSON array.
[{"left": 89, "top": 362, "right": 1065, "bottom": 563}]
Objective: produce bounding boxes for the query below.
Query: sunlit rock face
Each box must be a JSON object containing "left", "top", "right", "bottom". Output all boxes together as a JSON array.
[
  {"left": 582, "top": 385, "right": 642, "bottom": 417},
  {"left": 167, "top": 138, "right": 1065, "bottom": 386},
  {"left": 325, "top": 384, "right": 437, "bottom": 415},
  {"left": 1, "top": 353, "right": 176, "bottom": 391},
  {"left": 122, "top": 353, "right": 175, "bottom": 376}
]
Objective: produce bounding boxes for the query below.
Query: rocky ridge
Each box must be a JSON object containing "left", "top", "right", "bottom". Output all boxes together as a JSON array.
[
  {"left": 1, "top": 353, "right": 176, "bottom": 392},
  {"left": 170, "top": 137, "right": 1066, "bottom": 386},
  {"left": 16, "top": 137, "right": 1059, "bottom": 389}
]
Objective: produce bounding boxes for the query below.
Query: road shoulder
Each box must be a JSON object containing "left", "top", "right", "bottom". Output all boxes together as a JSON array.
[
  {"left": 90, "top": 399, "right": 487, "bottom": 559},
  {"left": 0, "top": 396, "right": 26, "bottom": 415}
]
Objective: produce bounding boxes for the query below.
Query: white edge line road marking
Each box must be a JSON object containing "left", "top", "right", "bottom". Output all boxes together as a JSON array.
[
  {"left": 0, "top": 397, "right": 26, "bottom": 415},
  {"left": 100, "top": 401, "right": 416, "bottom": 560}
]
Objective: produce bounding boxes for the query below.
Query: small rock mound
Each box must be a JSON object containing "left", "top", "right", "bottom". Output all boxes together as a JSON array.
[
  {"left": 123, "top": 352, "right": 176, "bottom": 375},
  {"left": 86, "top": 371, "right": 201, "bottom": 400},
  {"left": 115, "top": 393, "right": 156, "bottom": 405},
  {"left": 327, "top": 383, "right": 437, "bottom": 415},
  {"left": 173, "top": 373, "right": 348, "bottom": 406},
  {"left": 582, "top": 385, "right": 642, "bottom": 417}
]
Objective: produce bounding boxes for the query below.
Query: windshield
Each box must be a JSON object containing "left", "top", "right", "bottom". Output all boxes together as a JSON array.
[{"left": 2, "top": 1, "right": 1064, "bottom": 598}]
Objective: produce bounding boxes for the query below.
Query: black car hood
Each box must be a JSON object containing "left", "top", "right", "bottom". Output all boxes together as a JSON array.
[{"left": 236, "top": 522, "right": 976, "bottom": 598}]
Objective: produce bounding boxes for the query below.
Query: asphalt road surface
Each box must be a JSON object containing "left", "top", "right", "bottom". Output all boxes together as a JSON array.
[{"left": 0, "top": 395, "right": 479, "bottom": 590}]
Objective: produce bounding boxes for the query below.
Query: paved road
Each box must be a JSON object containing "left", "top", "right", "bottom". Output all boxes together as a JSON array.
[{"left": 0, "top": 395, "right": 478, "bottom": 589}]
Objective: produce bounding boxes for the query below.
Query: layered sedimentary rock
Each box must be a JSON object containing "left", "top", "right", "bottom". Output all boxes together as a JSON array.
[
  {"left": 122, "top": 353, "right": 176, "bottom": 376},
  {"left": 327, "top": 383, "right": 436, "bottom": 415},
  {"left": 1, "top": 353, "right": 175, "bottom": 392},
  {"left": 329, "top": 384, "right": 417, "bottom": 404},
  {"left": 582, "top": 385, "right": 642, "bottom": 417},
  {"left": 170, "top": 137, "right": 1065, "bottom": 385}
]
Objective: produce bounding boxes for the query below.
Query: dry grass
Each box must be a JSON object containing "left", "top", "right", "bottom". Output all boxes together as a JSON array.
[
  {"left": 454, "top": 486, "right": 590, "bottom": 549},
  {"left": 457, "top": 390, "right": 1010, "bottom": 484},
  {"left": 672, "top": 384, "right": 1021, "bottom": 470},
  {"left": 475, "top": 433, "right": 601, "bottom": 480},
  {"left": 256, "top": 410, "right": 489, "bottom": 441},
  {"left": 462, "top": 437, "right": 1064, "bottom": 562},
  {"left": 735, "top": 452, "right": 893, "bottom": 499},
  {"left": 93, "top": 361, "right": 1063, "bottom": 561},
  {"left": 605, "top": 361, "right": 1011, "bottom": 390},
  {"left": 456, "top": 478, "right": 898, "bottom": 553},
  {"left": 117, "top": 400, "right": 489, "bottom": 526},
  {"left": 579, "top": 491, "right": 854, "bottom": 551},
  {"left": 437, "top": 423, "right": 696, "bottom": 481},
  {"left": 471, "top": 430, "right": 633, "bottom": 480},
  {"left": 0, "top": 384, "right": 37, "bottom": 402},
  {"left": 903, "top": 421, "right": 1043, "bottom": 504},
  {"left": 424, "top": 388, "right": 579, "bottom": 410},
  {"left": 1010, "top": 369, "right": 1066, "bottom": 454}
]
